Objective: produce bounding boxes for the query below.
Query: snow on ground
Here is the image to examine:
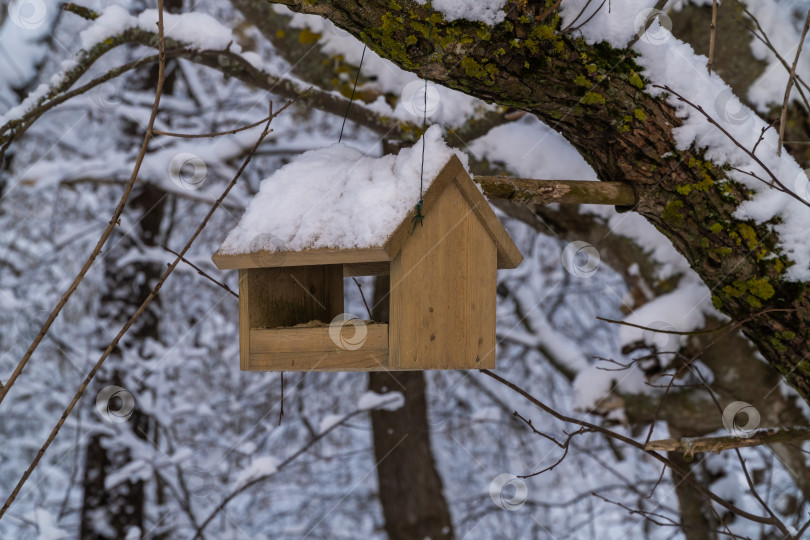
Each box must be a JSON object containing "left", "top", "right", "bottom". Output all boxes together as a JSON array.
[{"left": 218, "top": 125, "right": 466, "bottom": 253}]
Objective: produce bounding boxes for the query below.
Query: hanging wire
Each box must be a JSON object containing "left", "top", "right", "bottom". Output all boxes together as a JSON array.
[
  {"left": 411, "top": 0, "right": 433, "bottom": 232},
  {"left": 338, "top": 45, "right": 367, "bottom": 143}
]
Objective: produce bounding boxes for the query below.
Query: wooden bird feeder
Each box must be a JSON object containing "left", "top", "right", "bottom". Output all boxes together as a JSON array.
[{"left": 212, "top": 155, "right": 523, "bottom": 372}]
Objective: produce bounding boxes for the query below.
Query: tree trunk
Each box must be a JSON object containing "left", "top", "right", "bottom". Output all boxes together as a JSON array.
[
  {"left": 368, "top": 275, "right": 454, "bottom": 540},
  {"left": 667, "top": 428, "right": 716, "bottom": 540},
  {"left": 80, "top": 182, "right": 166, "bottom": 538},
  {"left": 266, "top": 0, "right": 810, "bottom": 404}
]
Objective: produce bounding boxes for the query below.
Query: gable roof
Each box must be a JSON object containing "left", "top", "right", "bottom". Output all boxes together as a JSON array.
[{"left": 213, "top": 141, "right": 522, "bottom": 270}]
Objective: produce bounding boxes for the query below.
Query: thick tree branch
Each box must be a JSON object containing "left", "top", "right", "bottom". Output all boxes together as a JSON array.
[
  {"left": 646, "top": 427, "right": 810, "bottom": 458},
  {"left": 475, "top": 177, "right": 636, "bottom": 205},
  {"left": 266, "top": 0, "right": 810, "bottom": 403}
]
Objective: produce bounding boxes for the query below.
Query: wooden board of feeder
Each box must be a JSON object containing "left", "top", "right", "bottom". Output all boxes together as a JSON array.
[
  {"left": 388, "top": 168, "right": 498, "bottom": 370},
  {"left": 238, "top": 265, "right": 343, "bottom": 370},
  {"left": 246, "top": 324, "right": 390, "bottom": 371}
]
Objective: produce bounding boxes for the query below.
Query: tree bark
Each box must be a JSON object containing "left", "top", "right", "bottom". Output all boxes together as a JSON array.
[
  {"left": 667, "top": 428, "right": 717, "bottom": 540},
  {"left": 265, "top": 0, "right": 810, "bottom": 403},
  {"left": 80, "top": 52, "right": 174, "bottom": 536},
  {"left": 80, "top": 183, "right": 166, "bottom": 538},
  {"left": 368, "top": 275, "right": 454, "bottom": 540}
]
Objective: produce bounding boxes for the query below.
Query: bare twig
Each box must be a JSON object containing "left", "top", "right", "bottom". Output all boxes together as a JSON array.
[
  {"left": 598, "top": 309, "right": 793, "bottom": 337},
  {"left": 735, "top": 448, "right": 791, "bottom": 537},
  {"left": 193, "top": 398, "right": 403, "bottom": 538},
  {"left": 536, "top": 0, "right": 563, "bottom": 22},
  {"left": 735, "top": 1, "right": 810, "bottom": 112},
  {"left": 655, "top": 84, "right": 810, "bottom": 208},
  {"left": 0, "top": 7, "right": 168, "bottom": 409},
  {"left": 597, "top": 316, "right": 732, "bottom": 336},
  {"left": 521, "top": 426, "right": 594, "bottom": 478},
  {"left": 0, "top": 96, "right": 292, "bottom": 521},
  {"left": 777, "top": 9, "right": 810, "bottom": 155},
  {"left": 478, "top": 369, "right": 786, "bottom": 527},
  {"left": 161, "top": 245, "right": 237, "bottom": 298},
  {"left": 591, "top": 493, "right": 750, "bottom": 539},
  {"left": 565, "top": 0, "right": 609, "bottom": 34},
  {"left": 513, "top": 410, "right": 564, "bottom": 447},
  {"left": 152, "top": 115, "right": 273, "bottom": 139},
  {"left": 639, "top": 308, "right": 795, "bottom": 447},
  {"left": 352, "top": 277, "right": 373, "bottom": 320}
]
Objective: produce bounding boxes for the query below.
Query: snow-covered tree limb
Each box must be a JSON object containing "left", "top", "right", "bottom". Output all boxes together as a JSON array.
[{"left": 267, "top": 0, "right": 810, "bottom": 403}]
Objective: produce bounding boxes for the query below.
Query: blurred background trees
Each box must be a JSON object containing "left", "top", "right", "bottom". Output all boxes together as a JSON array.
[{"left": 1, "top": 1, "right": 809, "bottom": 538}]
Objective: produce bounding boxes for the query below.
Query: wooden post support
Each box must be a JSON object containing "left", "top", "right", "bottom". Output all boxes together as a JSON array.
[{"left": 474, "top": 176, "right": 637, "bottom": 207}]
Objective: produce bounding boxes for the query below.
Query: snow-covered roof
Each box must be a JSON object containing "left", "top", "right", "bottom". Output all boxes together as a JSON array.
[
  {"left": 213, "top": 126, "right": 522, "bottom": 270},
  {"left": 216, "top": 126, "right": 463, "bottom": 256}
]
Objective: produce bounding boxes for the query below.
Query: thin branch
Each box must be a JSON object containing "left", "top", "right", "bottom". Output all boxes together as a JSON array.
[
  {"left": 161, "top": 245, "right": 237, "bottom": 298},
  {"left": 735, "top": 449, "right": 791, "bottom": 537},
  {"left": 513, "top": 410, "right": 564, "bottom": 447},
  {"left": 734, "top": 1, "right": 810, "bottom": 112},
  {"left": 352, "top": 277, "right": 373, "bottom": 320},
  {"left": 654, "top": 84, "right": 810, "bottom": 208},
  {"left": 0, "top": 97, "right": 292, "bottom": 521},
  {"left": 777, "top": 9, "right": 810, "bottom": 155},
  {"left": 193, "top": 399, "right": 402, "bottom": 538},
  {"left": 536, "top": 0, "right": 563, "bottom": 22},
  {"left": 152, "top": 115, "right": 273, "bottom": 139},
  {"left": 478, "top": 369, "right": 786, "bottom": 527},
  {"left": 597, "top": 316, "right": 732, "bottom": 336},
  {"left": 0, "top": 9, "right": 169, "bottom": 409},
  {"left": 598, "top": 308, "right": 793, "bottom": 337},
  {"left": 521, "top": 427, "right": 594, "bottom": 478},
  {"left": 591, "top": 492, "right": 750, "bottom": 539}
]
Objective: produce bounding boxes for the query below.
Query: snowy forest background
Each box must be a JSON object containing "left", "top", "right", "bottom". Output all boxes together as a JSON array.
[{"left": 1, "top": 0, "right": 810, "bottom": 538}]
